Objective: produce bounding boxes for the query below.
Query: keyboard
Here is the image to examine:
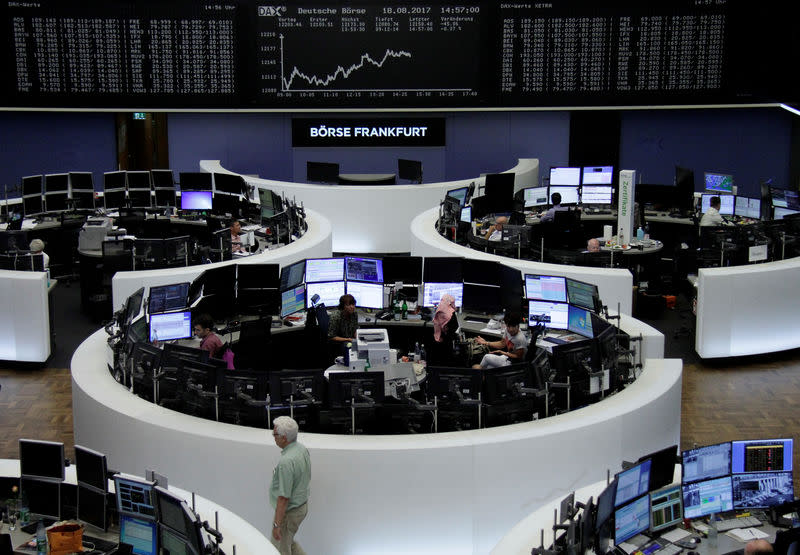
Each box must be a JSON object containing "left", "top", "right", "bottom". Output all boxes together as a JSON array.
[
  {"left": 714, "top": 515, "right": 762, "bottom": 532},
  {"left": 83, "top": 535, "right": 119, "bottom": 553},
  {"left": 657, "top": 544, "right": 684, "bottom": 555},
  {"left": 241, "top": 223, "right": 260, "bottom": 232},
  {"left": 544, "top": 336, "right": 568, "bottom": 345}
]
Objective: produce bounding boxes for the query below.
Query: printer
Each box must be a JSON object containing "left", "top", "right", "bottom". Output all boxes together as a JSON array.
[
  {"left": 355, "top": 328, "right": 391, "bottom": 366},
  {"left": 78, "top": 217, "right": 113, "bottom": 251}
]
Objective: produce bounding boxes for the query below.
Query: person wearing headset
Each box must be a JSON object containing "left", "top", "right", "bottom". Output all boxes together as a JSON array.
[{"left": 328, "top": 294, "right": 358, "bottom": 344}]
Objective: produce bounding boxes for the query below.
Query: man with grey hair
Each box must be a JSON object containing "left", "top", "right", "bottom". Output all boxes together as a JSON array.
[
  {"left": 29, "top": 238, "right": 49, "bottom": 269},
  {"left": 270, "top": 416, "right": 311, "bottom": 555}
]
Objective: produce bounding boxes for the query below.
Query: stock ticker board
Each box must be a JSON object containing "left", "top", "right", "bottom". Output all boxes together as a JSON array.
[{"left": 1, "top": 0, "right": 792, "bottom": 109}]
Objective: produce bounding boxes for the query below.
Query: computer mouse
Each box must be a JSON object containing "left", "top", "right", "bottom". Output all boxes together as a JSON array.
[
  {"left": 689, "top": 551, "right": 698, "bottom": 555},
  {"left": 692, "top": 537, "right": 701, "bottom": 544}
]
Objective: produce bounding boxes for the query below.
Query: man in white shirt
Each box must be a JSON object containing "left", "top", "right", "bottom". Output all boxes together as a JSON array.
[
  {"left": 699, "top": 196, "right": 731, "bottom": 227},
  {"left": 29, "top": 238, "right": 49, "bottom": 269},
  {"left": 484, "top": 215, "right": 508, "bottom": 241},
  {"left": 472, "top": 312, "right": 528, "bottom": 369}
]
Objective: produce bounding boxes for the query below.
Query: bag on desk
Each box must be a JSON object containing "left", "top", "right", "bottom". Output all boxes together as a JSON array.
[
  {"left": 464, "top": 338, "right": 490, "bottom": 365},
  {"left": 47, "top": 521, "right": 84, "bottom": 555}
]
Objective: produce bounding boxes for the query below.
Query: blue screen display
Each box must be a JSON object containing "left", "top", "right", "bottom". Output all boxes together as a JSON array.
[
  {"left": 614, "top": 494, "right": 650, "bottom": 544},
  {"left": 180, "top": 191, "right": 212, "bottom": 210},
  {"left": 120, "top": 515, "right": 157, "bottom": 555},
  {"left": 567, "top": 304, "right": 593, "bottom": 338}
]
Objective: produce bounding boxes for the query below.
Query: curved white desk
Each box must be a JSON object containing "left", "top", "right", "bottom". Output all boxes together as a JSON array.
[
  {"left": 696, "top": 256, "right": 800, "bottom": 358},
  {"left": 73, "top": 325, "right": 679, "bottom": 555},
  {"left": 0, "top": 459, "right": 275, "bottom": 554},
  {"left": 0, "top": 271, "right": 51, "bottom": 362},
  {"left": 110, "top": 208, "right": 332, "bottom": 311},
  {"left": 411, "top": 207, "right": 635, "bottom": 315},
  {"left": 201, "top": 158, "right": 540, "bottom": 253}
]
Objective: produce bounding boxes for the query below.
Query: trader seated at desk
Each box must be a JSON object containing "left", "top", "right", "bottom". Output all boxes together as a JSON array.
[
  {"left": 471, "top": 312, "right": 528, "bottom": 369},
  {"left": 585, "top": 238, "right": 601, "bottom": 253},
  {"left": 230, "top": 219, "right": 244, "bottom": 253},
  {"left": 700, "top": 195, "right": 733, "bottom": 227},
  {"left": 28, "top": 238, "right": 49, "bottom": 269},
  {"left": 193, "top": 313, "right": 224, "bottom": 358},
  {"left": 484, "top": 215, "right": 508, "bottom": 241},
  {"left": 328, "top": 294, "right": 358, "bottom": 344},
  {"left": 540, "top": 192, "right": 570, "bottom": 223}
]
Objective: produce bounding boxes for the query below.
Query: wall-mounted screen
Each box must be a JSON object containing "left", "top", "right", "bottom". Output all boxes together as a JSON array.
[{"left": 704, "top": 172, "right": 734, "bottom": 193}]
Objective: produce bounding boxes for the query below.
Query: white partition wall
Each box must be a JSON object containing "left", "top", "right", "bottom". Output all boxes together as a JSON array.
[
  {"left": 696, "top": 257, "right": 800, "bottom": 358},
  {"left": 0, "top": 271, "right": 50, "bottom": 362},
  {"left": 111, "top": 208, "right": 332, "bottom": 311},
  {"left": 73, "top": 325, "right": 678, "bottom": 555},
  {"left": 410, "top": 207, "right": 635, "bottom": 314},
  {"left": 201, "top": 158, "right": 540, "bottom": 254}
]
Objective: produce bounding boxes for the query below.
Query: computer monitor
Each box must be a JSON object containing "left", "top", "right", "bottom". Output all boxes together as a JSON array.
[
  {"left": 78, "top": 485, "right": 108, "bottom": 531},
  {"left": 114, "top": 474, "right": 157, "bottom": 520},
  {"left": 484, "top": 172, "right": 515, "bottom": 203},
  {"left": 179, "top": 172, "right": 212, "bottom": 192},
  {"left": 567, "top": 304, "right": 594, "bottom": 338},
  {"left": 522, "top": 186, "right": 549, "bottom": 208},
  {"left": 103, "top": 189, "right": 126, "bottom": 210},
  {"left": 151, "top": 169, "right": 175, "bottom": 187},
  {"left": 446, "top": 187, "right": 469, "bottom": 208},
  {"left": 734, "top": 196, "right": 761, "bottom": 219},
  {"left": 528, "top": 300, "right": 568, "bottom": 330},
  {"left": 0, "top": 230, "right": 29, "bottom": 252},
  {"left": 483, "top": 362, "right": 534, "bottom": 404},
  {"left": 125, "top": 317, "right": 148, "bottom": 351},
  {"left": 280, "top": 285, "right": 306, "bottom": 317},
  {"left": 127, "top": 171, "right": 152, "bottom": 190},
  {"left": 732, "top": 471, "right": 794, "bottom": 509},
  {"left": 180, "top": 191, "right": 212, "bottom": 211},
  {"left": 22, "top": 174, "right": 43, "bottom": 195},
  {"left": 345, "top": 256, "right": 383, "bottom": 283},
  {"left": 637, "top": 445, "right": 678, "bottom": 491},
  {"left": 682, "top": 441, "right": 731, "bottom": 483},
  {"left": 148, "top": 283, "right": 190, "bottom": 314},
  {"left": 615, "top": 459, "right": 652, "bottom": 508},
  {"left": 44, "top": 173, "right": 69, "bottom": 193},
  {"left": 422, "top": 282, "right": 463, "bottom": 308},
  {"left": 154, "top": 487, "right": 203, "bottom": 553},
  {"left": 328, "top": 371, "right": 385, "bottom": 408},
  {"left": 124, "top": 287, "right": 146, "bottom": 327},
  {"left": 45, "top": 191, "right": 70, "bottom": 211},
  {"left": 550, "top": 167, "right": 581, "bottom": 186},
  {"left": 525, "top": 274, "right": 567, "bottom": 302},
  {"left": 305, "top": 257, "right": 345, "bottom": 283},
  {"left": 306, "top": 161, "right": 340, "bottom": 183},
  {"left": 19, "top": 439, "right": 65, "bottom": 480},
  {"left": 213, "top": 172, "right": 245, "bottom": 195},
  {"left": 704, "top": 172, "right": 734, "bottom": 193},
  {"left": 582, "top": 166, "right": 614, "bottom": 185},
  {"left": 425, "top": 366, "right": 482, "bottom": 400},
  {"left": 119, "top": 514, "right": 158, "bottom": 555},
  {"left": 460, "top": 206, "right": 472, "bottom": 223},
  {"left": 549, "top": 186, "right": 580, "bottom": 205},
  {"left": 149, "top": 311, "right": 192, "bottom": 342},
  {"left": 649, "top": 484, "right": 683, "bottom": 533},
  {"left": 614, "top": 493, "right": 650, "bottom": 545},
  {"left": 579, "top": 496, "right": 595, "bottom": 554},
  {"left": 69, "top": 171, "right": 93, "bottom": 190},
  {"left": 258, "top": 188, "right": 279, "bottom": 219},
  {"left": 461, "top": 259, "right": 501, "bottom": 286},
  {"left": 346, "top": 281, "right": 383, "bottom": 309},
  {"left": 237, "top": 263, "right": 280, "bottom": 290},
  {"left": 383, "top": 256, "right": 422, "bottom": 284},
  {"left": 774, "top": 207, "right": 800, "bottom": 220},
  {"left": 269, "top": 369, "right": 325, "bottom": 405},
  {"left": 462, "top": 283, "right": 500, "bottom": 314},
  {"left": 581, "top": 185, "right": 613, "bottom": 205},
  {"left": 104, "top": 171, "right": 127, "bottom": 190},
  {"left": 566, "top": 278, "right": 599, "bottom": 312},
  {"left": 199, "top": 265, "right": 236, "bottom": 298},
  {"left": 701, "top": 193, "right": 734, "bottom": 216},
  {"left": 595, "top": 479, "right": 618, "bottom": 533},
  {"left": 23, "top": 195, "right": 44, "bottom": 216},
  {"left": 423, "top": 256, "right": 462, "bottom": 283},
  {"left": 280, "top": 260, "right": 305, "bottom": 291},
  {"left": 305, "top": 281, "right": 345, "bottom": 308},
  {"left": 682, "top": 475, "right": 734, "bottom": 519},
  {"left": 20, "top": 478, "right": 60, "bottom": 520},
  {"left": 74, "top": 445, "right": 108, "bottom": 491},
  {"left": 398, "top": 159, "right": 423, "bottom": 182},
  {"left": 731, "top": 438, "right": 793, "bottom": 473}
]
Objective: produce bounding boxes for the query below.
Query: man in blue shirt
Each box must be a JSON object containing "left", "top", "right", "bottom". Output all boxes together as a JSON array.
[
  {"left": 270, "top": 416, "right": 311, "bottom": 554},
  {"left": 540, "top": 192, "right": 569, "bottom": 222}
]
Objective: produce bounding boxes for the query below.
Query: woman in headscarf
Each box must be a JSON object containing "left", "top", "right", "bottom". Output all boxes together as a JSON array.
[{"left": 429, "top": 294, "right": 458, "bottom": 364}]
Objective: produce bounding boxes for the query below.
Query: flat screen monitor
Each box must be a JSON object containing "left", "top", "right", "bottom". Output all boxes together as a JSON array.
[
  {"left": 306, "top": 161, "right": 340, "bottom": 183},
  {"left": 201, "top": 265, "right": 236, "bottom": 298},
  {"left": 238, "top": 263, "right": 280, "bottom": 290},
  {"left": 120, "top": 514, "right": 158, "bottom": 555},
  {"left": 19, "top": 439, "right": 65, "bottom": 480},
  {"left": 484, "top": 173, "right": 515, "bottom": 201},
  {"left": 149, "top": 311, "right": 192, "bottom": 342},
  {"left": 104, "top": 171, "right": 127, "bottom": 190},
  {"left": 595, "top": 479, "right": 618, "bottom": 533},
  {"left": 549, "top": 185, "right": 580, "bottom": 205},
  {"left": 525, "top": 274, "right": 567, "bottom": 302},
  {"left": 69, "top": 172, "right": 93, "bottom": 190},
  {"left": 523, "top": 186, "right": 549, "bottom": 208},
  {"left": 151, "top": 169, "right": 174, "bottom": 187},
  {"left": 346, "top": 281, "right": 384, "bottom": 309},
  {"left": 528, "top": 300, "right": 568, "bottom": 330},
  {"left": 422, "top": 282, "right": 463, "bottom": 308},
  {"left": 383, "top": 256, "right": 422, "bottom": 284},
  {"left": 682, "top": 475, "right": 733, "bottom": 519},
  {"left": 280, "top": 260, "right": 305, "bottom": 290},
  {"left": 423, "top": 256, "right": 462, "bottom": 283},
  {"left": 78, "top": 485, "right": 108, "bottom": 531},
  {"left": 148, "top": 283, "right": 190, "bottom": 314},
  {"left": 462, "top": 259, "right": 501, "bottom": 286},
  {"left": 305, "top": 257, "right": 345, "bottom": 283},
  {"left": 462, "top": 283, "right": 500, "bottom": 314},
  {"left": 213, "top": 172, "right": 245, "bottom": 195},
  {"left": 328, "top": 371, "right": 385, "bottom": 408},
  {"left": 499, "top": 265, "right": 523, "bottom": 314},
  {"left": 735, "top": 196, "right": 761, "bottom": 219},
  {"left": 582, "top": 166, "right": 613, "bottom": 185},
  {"left": 615, "top": 459, "right": 652, "bottom": 508},
  {"left": 305, "top": 281, "right": 345, "bottom": 308},
  {"left": 23, "top": 195, "right": 44, "bottom": 216},
  {"left": 398, "top": 159, "right": 423, "bottom": 182},
  {"left": 20, "top": 478, "right": 60, "bottom": 520},
  {"left": 704, "top": 172, "right": 734, "bottom": 193},
  {"left": 180, "top": 191, "right": 212, "bottom": 211},
  {"left": 649, "top": 484, "right": 683, "bottom": 533},
  {"left": 346, "top": 256, "right": 383, "bottom": 283},
  {"left": 701, "top": 193, "right": 734, "bottom": 216},
  {"left": 179, "top": 172, "right": 212, "bottom": 191},
  {"left": 682, "top": 442, "right": 731, "bottom": 484},
  {"left": 460, "top": 206, "right": 472, "bottom": 223},
  {"left": 638, "top": 444, "right": 678, "bottom": 491},
  {"left": 614, "top": 494, "right": 650, "bottom": 545},
  {"left": 45, "top": 192, "right": 69, "bottom": 211},
  {"left": 270, "top": 369, "right": 325, "bottom": 405},
  {"left": 124, "top": 287, "right": 146, "bottom": 326},
  {"left": 259, "top": 188, "right": 278, "bottom": 218},
  {"left": 774, "top": 207, "right": 800, "bottom": 220},
  {"left": 44, "top": 173, "right": 69, "bottom": 193},
  {"left": 566, "top": 278, "right": 598, "bottom": 312},
  {"left": 731, "top": 438, "right": 793, "bottom": 473},
  {"left": 127, "top": 171, "right": 152, "bottom": 189},
  {"left": 446, "top": 186, "right": 469, "bottom": 208},
  {"left": 732, "top": 471, "right": 794, "bottom": 509},
  {"left": 72, "top": 190, "right": 96, "bottom": 209},
  {"left": 114, "top": 474, "right": 157, "bottom": 520},
  {"left": 155, "top": 487, "right": 202, "bottom": 552},
  {"left": 550, "top": 167, "right": 581, "bottom": 186},
  {"left": 75, "top": 445, "right": 108, "bottom": 491},
  {"left": 22, "top": 174, "right": 43, "bottom": 195},
  {"left": 0, "top": 230, "right": 29, "bottom": 252},
  {"left": 425, "top": 366, "right": 482, "bottom": 400},
  {"left": 581, "top": 185, "right": 613, "bottom": 205},
  {"left": 568, "top": 304, "right": 594, "bottom": 338},
  {"left": 770, "top": 187, "right": 800, "bottom": 209},
  {"left": 104, "top": 190, "right": 126, "bottom": 210},
  {"left": 126, "top": 317, "right": 148, "bottom": 347}
]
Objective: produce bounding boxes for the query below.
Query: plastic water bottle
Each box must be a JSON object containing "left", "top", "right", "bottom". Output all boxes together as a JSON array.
[
  {"left": 36, "top": 520, "right": 46, "bottom": 555},
  {"left": 636, "top": 226, "right": 644, "bottom": 240},
  {"left": 413, "top": 342, "right": 421, "bottom": 362}
]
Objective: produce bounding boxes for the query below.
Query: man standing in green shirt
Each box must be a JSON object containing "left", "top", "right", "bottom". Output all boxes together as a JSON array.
[{"left": 270, "top": 416, "right": 311, "bottom": 555}]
